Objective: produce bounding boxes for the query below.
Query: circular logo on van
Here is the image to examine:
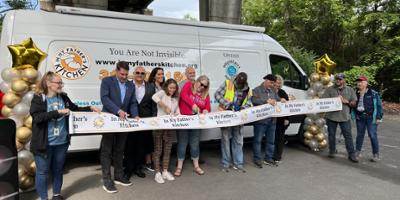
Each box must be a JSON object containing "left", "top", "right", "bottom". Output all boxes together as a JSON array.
[
  {"left": 54, "top": 47, "right": 90, "bottom": 80},
  {"left": 223, "top": 60, "right": 240, "bottom": 79}
]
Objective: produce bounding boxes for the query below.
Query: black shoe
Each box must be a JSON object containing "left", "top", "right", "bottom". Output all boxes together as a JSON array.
[
  {"left": 134, "top": 170, "right": 146, "bottom": 178},
  {"left": 52, "top": 195, "right": 64, "bottom": 200},
  {"left": 114, "top": 176, "right": 133, "bottom": 186},
  {"left": 263, "top": 160, "right": 278, "bottom": 167},
  {"left": 102, "top": 180, "right": 117, "bottom": 193},
  {"left": 348, "top": 156, "right": 359, "bottom": 163},
  {"left": 144, "top": 163, "right": 155, "bottom": 172},
  {"left": 253, "top": 161, "right": 263, "bottom": 169}
]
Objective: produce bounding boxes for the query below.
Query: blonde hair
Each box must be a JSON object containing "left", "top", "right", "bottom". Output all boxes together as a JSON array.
[
  {"left": 192, "top": 75, "right": 210, "bottom": 99},
  {"left": 275, "top": 74, "right": 284, "bottom": 82},
  {"left": 36, "top": 71, "right": 60, "bottom": 95}
]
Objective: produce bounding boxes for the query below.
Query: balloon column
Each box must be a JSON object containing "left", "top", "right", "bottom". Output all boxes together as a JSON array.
[
  {"left": 0, "top": 38, "right": 46, "bottom": 190},
  {"left": 304, "top": 54, "right": 336, "bottom": 151}
]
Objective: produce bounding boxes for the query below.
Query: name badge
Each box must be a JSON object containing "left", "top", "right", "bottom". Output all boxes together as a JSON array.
[{"left": 54, "top": 127, "right": 60, "bottom": 136}]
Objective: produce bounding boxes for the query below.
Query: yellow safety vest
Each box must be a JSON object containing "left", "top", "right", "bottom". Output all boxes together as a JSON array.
[{"left": 223, "top": 80, "right": 252, "bottom": 106}]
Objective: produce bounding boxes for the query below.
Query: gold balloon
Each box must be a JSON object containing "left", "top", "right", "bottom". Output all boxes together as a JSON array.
[
  {"left": 320, "top": 75, "right": 331, "bottom": 85},
  {"left": 24, "top": 115, "right": 33, "bottom": 128},
  {"left": 8, "top": 38, "right": 47, "bottom": 70},
  {"left": 307, "top": 125, "right": 319, "bottom": 135},
  {"left": 304, "top": 138, "right": 311, "bottom": 145},
  {"left": 21, "top": 68, "right": 38, "bottom": 83},
  {"left": 30, "top": 84, "right": 38, "bottom": 92},
  {"left": 304, "top": 131, "right": 314, "bottom": 140},
  {"left": 19, "top": 174, "right": 35, "bottom": 190},
  {"left": 27, "top": 161, "right": 36, "bottom": 176},
  {"left": 16, "top": 140, "right": 24, "bottom": 151},
  {"left": 310, "top": 73, "right": 320, "bottom": 82},
  {"left": 11, "top": 79, "right": 29, "bottom": 94},
  {"left": 1, "top": 105, "right": 13, "bottom": 117},
  {"left": 319, "top": 139, "right": 328, "bottom": 148},
  {"left": 16, "top": 126, "right": 32, "bottom": 144},
  {"left": 18, "top": 164, "right": 28, "bottom": 178},
  {"left": 2, "top": 92, "right": 21, "bottom": 107},
  {"left": 315, "top": 133, "right": 325, "bottom": 142},
  {"left": 314, "top": 54, "right": 336, "bottom": 76}
]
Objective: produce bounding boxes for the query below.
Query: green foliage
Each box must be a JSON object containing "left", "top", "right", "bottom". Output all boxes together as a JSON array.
[
  {"left": 242, "top": 0, "right": 400, "bottom": 102},
  {"left": 287, "top": 46, "right": 317, "bottom": 76},
  {"left": 183, "top": 13, "right": 198, "bottom": 21},
  {"left": 342, "top": 66, "right": 377, "bottom": 88}
]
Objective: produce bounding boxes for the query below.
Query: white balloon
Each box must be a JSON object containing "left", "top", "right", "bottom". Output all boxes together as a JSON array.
[
  {"left": 312, "top": 81, "right": 323, "bottom": 92},
  {"left": 12, "top": 103, "right": 30, "bottom": 117},
  {"left": 9, "top": 115, "right": 24, "bottom": 128},
  {"left": 22, "top": 91, "right": 35, "bottom": 105},
  {"left": 0, "top": 81, "right": 10, "bottom": 93},
  {"left": 18, "top": 150, "right": 34, "bottom": 167},
  {"left": 1, "top": 68, "right": 12, "bottom": 82}
]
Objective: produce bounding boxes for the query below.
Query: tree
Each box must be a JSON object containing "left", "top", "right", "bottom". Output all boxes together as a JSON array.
[
  {"left": 0, "top": 0, "right": 37, "bottom": 34},
  {"left": 183, "top": 13, "right": 198, "bottom": 21}
]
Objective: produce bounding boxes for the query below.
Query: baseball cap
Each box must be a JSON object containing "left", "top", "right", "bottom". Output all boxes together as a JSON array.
[
  {"left": 356, "top": 75, "right": 368, "bottom": 82},
  {"left": 335, "top": 73, "right": 345, "bottom": 80},
  {"left": 263, "top": 74, "right": 277, "bottom": 81}
]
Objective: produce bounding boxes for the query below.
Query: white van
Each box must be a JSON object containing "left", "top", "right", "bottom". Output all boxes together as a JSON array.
[{"left": 0, "top": 6, "right": 309, "bottom": 152}]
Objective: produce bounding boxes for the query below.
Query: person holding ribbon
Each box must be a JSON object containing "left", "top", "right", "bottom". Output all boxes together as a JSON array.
[
  {"left": 175, "top": 75, "right": 211, "bottom": 176},
  {"left": 214, "top": 72, "right": 252, "bottom": 173},
  {"left": 322, "top": 73, "right": 358, "bottom": 163},
  {"left": 251, "top": 74, "right": 281, "bottom": 168},
  {"left": 152, "top": 78, "right": 180, "bottom": 183},
  {"left": 100, "top": 61, "right": 139, "bottom": 193},
  {"left": 30, "top": 71, "right": 100, "bottom": 200}
]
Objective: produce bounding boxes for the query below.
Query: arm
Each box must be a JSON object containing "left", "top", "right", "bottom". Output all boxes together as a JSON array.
[
  {"left": 100, "top": 78, "right": 120, "bottom": 115},
  {"left": 214, "top": 82, "right": 231, "bottom": 109},
  {"left": 129, "top": 87, "right": 139, "bottom": 118},
  {"left": 152, "top": 90, "right": 170, "bottom": 114},
  {"left": 150, "top": 85, "right": 158, "bottom": 117},
  {"left": 348, "top": 88, "right": 358, "bottom": 108},
  {"left": 62, "top": 93, "right": 91, "bottom": 112},
  {"left": 30, "top": 95, "right": 61, "bottom": 124},
  {"left": 180, "top": 81, "right": 195, "bottom": 108},
  {"left": 204, "top": 95, "right": 211, "bottom": 112}
]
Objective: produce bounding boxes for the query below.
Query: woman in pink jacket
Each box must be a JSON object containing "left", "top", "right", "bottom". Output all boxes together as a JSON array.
[{"left": 175, "top": 75, "right": 211, "bottom": 176}]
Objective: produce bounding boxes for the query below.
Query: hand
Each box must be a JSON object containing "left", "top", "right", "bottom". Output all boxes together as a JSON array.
[
  {"left": 133, "top": 116, "right": 140, "bottom": 122},
  {"left": 58, "top": 109, "right": 70, "bottom": 115},
  {"left": 202, "top": 110, "right": 209, "bottom": 114},
  {"left": 267, "top": 98, "right": 277, "bottom": 106},
  {"left": 339, "top": 95, "right": 349, "bottom": 104},
  {"left": 289, "top": 95, "right": 296, "bottom": 100},
  {"left": 192, "top": 104, "right": 199, "bottom": 114},
  {"left": 284, "top": 119, "right": 290, "bottom": 126},
  {"left": 118, "top": 110, "right": 129, "bottom": 120},
  {"left": 280, "top": 98, "right": 287, "bottom": 103},
  {"left": 90, "top": 106, "right": 101, "bottom": 113},
  {"left": 165, "top": 107, "right": 172, "bottom": 115}
]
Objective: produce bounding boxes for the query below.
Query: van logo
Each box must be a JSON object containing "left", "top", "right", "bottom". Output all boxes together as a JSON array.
[
  {"left": 223, "top": 60, "right": 240, "bottom": 79},
  {"left": 54, "top": 47, "right": 90, "bottom": 80}
]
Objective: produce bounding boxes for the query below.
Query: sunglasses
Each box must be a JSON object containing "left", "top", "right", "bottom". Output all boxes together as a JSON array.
[
  {"left": 51, "top": 81, "right": 64, "bottom": 86},
  {"left": 200, "top": 82, "right": 208, "bottom": 88},
  {"left": 135, "top": 72, "right": 145, "bottom": 75}
]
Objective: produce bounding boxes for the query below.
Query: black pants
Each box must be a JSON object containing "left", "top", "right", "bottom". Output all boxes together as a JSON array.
[
  {"left": 273, "top": 118, "right": 288, "bottom": 161},
  {"left": 100, "top": 133, "right": 128, "bottom": 181},
  {"left": 123, "top": 131, "right": 153, "bottom": 175}
]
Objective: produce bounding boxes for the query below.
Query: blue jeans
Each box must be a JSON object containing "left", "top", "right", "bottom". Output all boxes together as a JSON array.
[
  {"left": 220, "top": 126, "right": 244, "bottom": 168},
  {"left": 177, "top": 129, "right": 200, "bottom": 160},
  {"left": 326, "top": 119, "right": 355, "bottom": 156},
  {"left": 356, "top": 116, "right": 379, "bottom": 154},
  {"left": 34, "top": 143, "right": 68, "bottom": 200},
  {"left": 253, "top": 121, "right": 276, "bottom": 162}
]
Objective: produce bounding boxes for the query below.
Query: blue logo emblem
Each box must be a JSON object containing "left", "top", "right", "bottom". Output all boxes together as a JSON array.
[{"left": 223, "top": 60, "right": 240, "bottom": 79}]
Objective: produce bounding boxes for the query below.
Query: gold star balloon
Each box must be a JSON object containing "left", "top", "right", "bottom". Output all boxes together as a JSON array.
[
  {"left": 8, "top": 38, "right": 47, "bottom": 70},
  {"left": 313, "top": 54, "right": 336, "bottom": 76}
]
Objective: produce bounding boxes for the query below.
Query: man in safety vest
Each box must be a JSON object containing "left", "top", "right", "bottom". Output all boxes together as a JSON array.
[{"left": 214, "top": 72, "right": 252, "bottom": 173}]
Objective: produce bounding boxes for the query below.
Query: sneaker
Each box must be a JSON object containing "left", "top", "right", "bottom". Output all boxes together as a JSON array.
[
  {"left": 221, "top": 167, "right": 230, "bottom": 173},
  {"left": 233, "top": 166, "right": 246, "bottom": 173},
  {"left": 102, "top": 180, "right": 118, "bottom": 193},
  {"left": 162, "top": 171, "right": 175, "bottom": 181},
  {"left": 114, "top": 176, "right": 133, "bottom": 186},
  {"left": 348, "top": 156, "right": 359, "bottom": 163},
  {"left": 253, "top": 161, "right": 263, "bottom": 169},
  {"left": 263, "top": 160, "right": 277, "bottom": 167},
  {"left": 154, "top": 172, "right": 165, "bottom": 184},
  {"left": 370, "top": 154, "right": 380, "bottom": 162},
  {"left": 144, "top": 163, "right": 155, "bottom": 172},
  {"left": 52, "top": 195, "right": 64, "bottom": 200}
]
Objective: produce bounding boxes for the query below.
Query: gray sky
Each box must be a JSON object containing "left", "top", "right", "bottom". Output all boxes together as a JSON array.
[{"left": 148, "top": 0, "right": 199, "bottom": 20}]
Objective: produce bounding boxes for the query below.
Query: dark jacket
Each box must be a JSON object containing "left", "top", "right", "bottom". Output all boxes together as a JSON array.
[
  {"left": 100, "top": 76, "right": 139, "bottom": 117},
  {"left": 352, "top": 88, "right": 383, "bottom": 124},
  {"left": 30, "top": 92, "right": 91, "bottom": 156},
  {"left": 137, "top": 82, "right": 157, "bottom": 118},
  {"left": 276, "top": 88, "right": 290, "bottom": 127}
]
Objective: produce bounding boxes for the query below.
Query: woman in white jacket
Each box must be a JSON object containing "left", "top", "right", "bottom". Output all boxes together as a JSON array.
[{"left": 152, "top": 78, "right": 180, "bottom": 183}]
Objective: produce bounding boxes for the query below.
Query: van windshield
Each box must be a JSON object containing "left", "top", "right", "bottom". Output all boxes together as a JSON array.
[{"left": 270, "top": 54, "right": 306, "bottom": 90}]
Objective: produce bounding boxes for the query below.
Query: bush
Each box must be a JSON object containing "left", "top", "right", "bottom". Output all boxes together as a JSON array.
[
  {"left": 287, "top": 46, "right": 318, "bottom": 76},
  {"left": 342, "top": 66, "right": 378, "bottom": 88}
]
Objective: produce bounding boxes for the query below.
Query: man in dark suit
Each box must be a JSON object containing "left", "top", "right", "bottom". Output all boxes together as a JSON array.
[
  {"left": 100, "top": 61, "right": 139, "bottom": 193},
  {"left": 124, "top": 66, "right": 157, "bottom": 178}
]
